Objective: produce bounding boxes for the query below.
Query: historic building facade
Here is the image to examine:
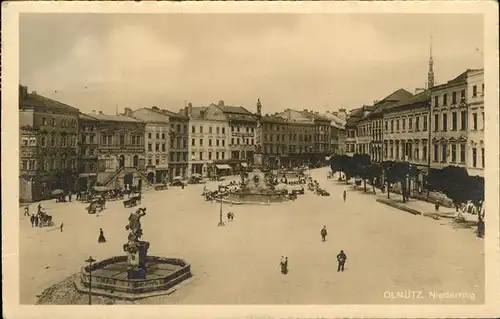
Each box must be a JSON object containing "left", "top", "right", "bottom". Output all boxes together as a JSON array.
[
  {"left": 215, "top": 100, "right": 256, "bottom": 171},
  {"left": 127, "top": 107, "right": 171, "bottom": 184},
  {"left": 83, "top": 112, "right": 149, "bottom": 189},
  {"left": 19, "top": 85, "right": 80, "bottom": 202},
  {"left": 322, "top": 110, "right": 347, "bottom": 156},
  {"left": 77, "top": 113, "right": 100, "bottom": 190},
  {"left": 382, "top": 91, "right": 431, "bottom": 172},
  {"left": 185, "top": 103, "right": 231, "bottom": 177},
  {"left": 430, "top": 69, "right": 484, "bottom": 177},
  {"left": 262, "top": 114, "right": 288, "bottom": 169}
]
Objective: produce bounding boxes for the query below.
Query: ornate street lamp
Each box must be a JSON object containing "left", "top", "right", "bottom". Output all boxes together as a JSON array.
[
  {"left": 218, "top": 194, "right": 225, "bottom": 227},
  {"left": 85, "top": 256, "right": 96, "bottom": 305}
]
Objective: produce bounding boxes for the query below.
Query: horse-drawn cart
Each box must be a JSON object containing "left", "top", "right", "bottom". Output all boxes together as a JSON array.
[
  {"left": 86, "top": 197, "right": 106, "bottom": 214},
  {"left": 123, "top": 193, "right": 142, "bottom": 208}
]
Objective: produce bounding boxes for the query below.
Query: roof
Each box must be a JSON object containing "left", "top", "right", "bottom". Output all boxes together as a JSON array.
[
  {"left": 157, "top": 108, "right": 189, "bottom": 120},
  {"left": 20, "top": 92, "right": 80, "bottom": 113},
  {"left": 385, "top": 90, "right": 431, "bottom": 111},
  {"left": 216, "top": 104, "right": 252, "bottom": 115},
  {"left": 83, "top": 113, "right": 143, "bottom": 123},
  {"left": 368, "top": 88, "right": 414, "bottom": 117},
  {"left": 78, "top": 113, "right": 99, "bottom": 121},
  {"left": 263, "top": 115, "right": 287, "bottom": 123},
  {"left": 189, "top": 106, "right": 208, "bottom": 119},
  {"left": 300, "top": 111, "right": 330, "bottom": 122},
  {"left": 128, "top": 108, "right": 170, "bottom": 122},
  {"left": 432, "top": 69, "right": 482, "bottom": 90}
]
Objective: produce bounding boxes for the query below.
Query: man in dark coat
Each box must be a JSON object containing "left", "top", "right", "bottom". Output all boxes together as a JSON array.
[
  {"left": 343, "top": 190, "right": 347, "bottom": 202},
  {"left": 30, "top": 214, "right": 35, "bottom": 227},
  {"left": 321, "top": 225, "right": 327, "bottom": 242},
  {"left": 336, "top": 250, "right": 347, "bottom": 272}
]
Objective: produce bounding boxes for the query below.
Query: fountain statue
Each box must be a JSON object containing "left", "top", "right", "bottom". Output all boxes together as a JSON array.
[{"left": 123, "top": 207, "right": 150, "bottom": 279}]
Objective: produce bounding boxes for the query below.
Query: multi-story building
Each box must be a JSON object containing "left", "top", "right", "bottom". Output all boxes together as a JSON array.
[
  {"left": 262, "top": 114, "right": 288, "bottom": 169},
  {"left": 301, "top": 111, "right": 331, "bottom": 164},
  {"left": 184, "top": 103, "right": 231, "bottom": 177},
  {"left": 127, "top": 107, "right": 171, "bottom": 184},
  {"left": 322, "top": 110, "right": 347, "bottom": 155},
  {"left": 19, "top": 85, "right": 80, "bottom": 202},
  {"left": 382, "top": 90, "right": 431, "bottom": 174},
  {"left": 430, "top": 69, "right": 484, "bottom": 177},
  {"left": 83, "top": 111, "right": 150, "bottom": 189},
  {"left": 344, "top": 105, "right": 376, "bottom": 156},
  {"left": 276, "top": 108, "right": 316, "bottom": 167},
  {"left": 77, "top": 113, "right": 100, "bottom": 190},
  {"left": 215, "top": 100, "right": 256, "bottom": 171},
  {"left": 160, "top": 109, "right": 190, "bottom": 180},
  {"left": 366, "top": 89, "right": 414, "bottom": 162}
]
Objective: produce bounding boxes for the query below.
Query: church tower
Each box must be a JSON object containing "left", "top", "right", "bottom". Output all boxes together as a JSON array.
[{"left": 427, "top": 36, "right": 435, "bottom": 89}]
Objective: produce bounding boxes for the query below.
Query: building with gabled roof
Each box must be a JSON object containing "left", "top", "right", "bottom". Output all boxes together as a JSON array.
[{"left": 19, "top": 85, "right": 80, "bottom": 202}]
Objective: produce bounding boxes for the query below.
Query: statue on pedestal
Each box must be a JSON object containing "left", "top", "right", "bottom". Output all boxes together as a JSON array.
[{"left": 123, "top": 207, "right": 150, "bottom": 279}]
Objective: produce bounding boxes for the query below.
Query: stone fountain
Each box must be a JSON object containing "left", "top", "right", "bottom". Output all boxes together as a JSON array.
[
  {"left": 224, "top": 99, "right": 289, "bottom": 204},
  {"left": 75, "top": 208, "right": 191, "bottom": 301}
]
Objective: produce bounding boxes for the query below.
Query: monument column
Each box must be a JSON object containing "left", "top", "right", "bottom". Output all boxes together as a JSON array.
[{"left": 253, "top": 98, "right": 263, "bottom": 169}]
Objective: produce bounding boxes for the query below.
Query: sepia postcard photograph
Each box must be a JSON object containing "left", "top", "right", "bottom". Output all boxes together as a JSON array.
[{"left": 2, "top": 1, "right": 499, "bottom": 319}]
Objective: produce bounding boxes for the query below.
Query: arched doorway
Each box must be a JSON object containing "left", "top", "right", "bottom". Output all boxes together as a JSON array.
[
  {"left": 147, "top": 172, "right": 155, "bottom": 183},
  {"left": 118, "top": 155, "right": 125, "bottom": 168},
  {"left": 124, "top": 173, "right": 133, "bottom": 186},
  {"left": 133, "top": 155, "right": 139, "bottom": 167}
]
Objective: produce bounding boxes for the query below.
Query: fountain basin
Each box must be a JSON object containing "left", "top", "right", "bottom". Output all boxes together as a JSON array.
[
  {"left": 223, "top": 192, "right": 289, "bottom": 204},
  {"left": 75, "top": 256, "right": 191, "bottom": 300}
]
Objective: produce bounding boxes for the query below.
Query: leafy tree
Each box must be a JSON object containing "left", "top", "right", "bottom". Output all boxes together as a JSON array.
[
  {"left": 381, "top": 161, "right": 410, "bottom": 202},
  {"left": 439, "top": 166, "right": 470, "bottom": 211},
  {"left": 367, "top": 163, "right": 383, "bottom": 194},
  {"left": 352, "top": 154, "right": 371, "bottom": 192},
  {"left": 381, "top": 161, "right": 396, "bottom": 199}
]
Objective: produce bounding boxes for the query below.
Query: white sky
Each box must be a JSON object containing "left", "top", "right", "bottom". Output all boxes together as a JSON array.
[{"left": 20, "top": 13, "right": 483, "bottom": 114}]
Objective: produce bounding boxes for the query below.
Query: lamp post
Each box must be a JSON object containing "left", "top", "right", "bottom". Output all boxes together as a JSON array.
[
  {"left": 85, "top": 256, "right": 96, "bottom": 305},
  {"left": 218, "top": 194, "right": 225, "bottom": 227}
]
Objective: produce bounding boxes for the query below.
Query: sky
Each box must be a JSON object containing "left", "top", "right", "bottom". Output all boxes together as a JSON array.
[{"left": 19, "top": 13, "right": 484, "bottom": 114}]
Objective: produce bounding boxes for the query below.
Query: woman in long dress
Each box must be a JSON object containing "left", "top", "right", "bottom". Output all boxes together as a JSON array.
[{"left": 98, "top": 228, "right": 106, "bottom": 243}]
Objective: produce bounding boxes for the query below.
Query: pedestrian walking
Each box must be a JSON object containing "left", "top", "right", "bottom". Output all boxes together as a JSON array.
[
  {"left": 24, "top": 206, "right": 30, "bottom": 216},
  {"left": 60, "top": 222, "right": 64, "bottom": 232},
  {"left": 98, "top": 228, "right": 107, "bottom": 243},
  {"left": 280, "top": 256, "right": 288, "bottom": 275},
  {"left": 477, "top": 217, "right": 485, "bottom": 238},
  {"left": 343, "top": 190, "right": 347, "bottom": 202},
  {"left": 68, "top": 191, "right": 72, "bottom": 202},
  {"left": 434, "top": 200, "right": 440, "bottom": 212},
  {"left": 34, "top": 214, "right": 39, "bottom": 227},
  {"left": 30, "top": 214, "right": 35, "bottom": 227},
  {"left": 321, "top": 225, "right": 327, "bottom": 242},
  {"left": 336, "top": 250, "right": 347, "bottom": 272}
]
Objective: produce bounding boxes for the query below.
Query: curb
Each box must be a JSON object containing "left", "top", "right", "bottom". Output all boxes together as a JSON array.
[{"left": 376, "top": 198, "right": 421, "bottom": 215}]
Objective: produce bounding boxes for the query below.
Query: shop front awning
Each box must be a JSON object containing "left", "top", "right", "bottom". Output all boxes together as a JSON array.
[
  {"left": 216, "top": 164, "right": 231, "bottom": 170},
  {"left": 241, "top": 163, "right": 248, "bottom": 167}
]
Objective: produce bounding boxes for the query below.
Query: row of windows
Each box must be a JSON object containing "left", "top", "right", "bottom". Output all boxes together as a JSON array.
[
  {"left": 41, "top": 116, "right": 77, "bottom": 128},
  {"left": 191, "top": 138, "right": 227, "bottom": 147},
  {"left": 383, "top": 141, "right": 428, "bottom": 162},
  {"left": 432, "top": 143, "right": 485, "bottom": 168},
  {"left": 190, "top": 151, "right": 226, "bottom": 161},
  {"left": 433, "top": 89, "right": 466, "bottom": 107},
  {"left": 264, "top": 123, "right": 286, "bottom": 132},
  {"left": 101, "top": 134, "right": 143, "bottom": 146},
  {"left": 191, "top": 125, "right": 227, "bottom": 135},
  {"left": 21, "top": 158, "right": 76, "bottom": 171},
  {"left": 265, "top": 134, "right": 286, "bottom": 143},
  {"left": 385, "top": 114, "right": 429, "bottom": 133},
  {"left": 432, "top": 111, "right": 484, "bottom": 132},
  {"left": 22, "top": 136, "right": 77, "bottom": 148}
]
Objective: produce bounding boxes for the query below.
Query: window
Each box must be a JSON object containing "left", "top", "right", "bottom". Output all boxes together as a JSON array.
[
  {"left": 209, "top": 126, "right": 213, "bottom": 134},
  {"left": 442, "top": 114, "right": 447, "bottom": 132},
  {"left": 162, "top": 133, "right": 165, "bottom": 139},
  {"left": 231, "top": 138, "right": 234, "bottom": 145},
  {"left": 481, "top": 112, "right": 484, "bottom": 130},
  {"left": 481, "top": 148, "right": 485, "bottom": 167},
  {"left": 199, "top": 138, "right": 203, "bottom": 146},
  {"left": 199, "top": 152, "right": 203, "bottom": 160},
  {"left": 452, "top": 112, "right": 457, "bottom": 131},
  {"left": 208, "top": 152, "right": 212, "bottom": 160},
  {"left": 385, "top": 121, "right": 388, "bottom": 131},
  {"left": 222, "top": 140, "right": 225, "bottom": 147},
  {"left": 482, "top": 83, "right": 484, "bottom": 95},
  {"left": 472, "top": 148, "right": 477, "bottom": 167},
  {"left": 460, "top": 143, "right": 466, "bottom": 163},
  {"left": 184, "top": 125, "right": 188, "bottom": 133},
  {"left": 191, "top": 138, "right": 195, "bottom": 146},
  {"left": 156, "top": 133, "right": 160, "bottom": 139},
  {"left": 433, "top": 144, "right": 439, "bottom": 162},
  {"left": 451, "top": 144, "right": 457, "bottom": 162},
  {"left": 423, "top": 145, "right": 427, "bottom": 160},
  {"left": 434, "top": 114, "right": 439, "bottom": 131},
  {"left": 176, "top": 138, "right": 181, "bottom": 149},
  {"left": 423, "top": 115, "right": 428, "bottom": 131},
  {"left": 208, "top": 139, "right": 212, "bottom": 147},
  {"left": 415, "top": 116, "right": 420, "bottom": 131},
  {"left": 402, "top": 118, "right": 406, "bottom": 131},
  {"left": 199, "top": 126, "right": 203, "bottom": 134},
  {"left": 216, "top": 152, "right": 219, "bottom": 160},
  {"left": 192, "top": 126, "right": 196, "bottom": 133},
  {"left": 472, "top": 85, "right": 477, "bottom": 97},
  {"left": 396, "top": 119, "right": 400, "bottom": 131},
  {"left": 155, "top": 143, "right": 160, "bottom": 152},
  {"left": 221, "top": 152, "right": 225, "bottom": 159},
  {"left": 183, "top": 138, "right": 187, "bottom": 148},
  {"left": 42, "top": 117, "right": 47, "bottom": 126},
  {"left": 222, "top": 127, "right": 225, "bottom": 134},
  {"left": 460, "top": 111, "right": 467, "bottom": 130},
  {"left": 162, "top": 143, "right": 166, "bottom": 152},
  {"left": 52, "top": 118, "right": 56, "bottom": 126},
  {"left": 443, "top": 93, "right": 448, "bottom": 106},
  {"left": 473, "top": 113, "right": 478, "bottom": 130},
  {"left": 441, "top": 144, "right": 447, "bottom": 163},
  {"left": 41, "top": 136, "right": 46, "bottom": 147},
  {"left": 461, "top": 89, "right": 466, "bottom": 101},
  {"left": 434, "top": 96, "right": 439, "bottom": 107},
  {"left": 409, "top": 118, "right": 413, "bottom": 131},
  {"left": 148, "top": 158, "right": 152, "bottom": 165},
  {"left": 216, "top": 139, "right": 220, "bottom": 147},
  {"left": 452, "top": 92, "right": 457, "bottom": 104},
  {"left": 148, "top": 143, "right": 152, "bottom": 151},
  {"left": 155, "top": 158, "right": 160, "bottom": 165}
]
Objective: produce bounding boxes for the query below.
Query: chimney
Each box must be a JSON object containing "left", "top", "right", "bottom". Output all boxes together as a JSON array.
[
  {"left": 188, "top": 102, "right": 193, "bottom": 116},
  {"left": 99, "top": 111, "right": 104, "bottom": 115},
  {"left": 415, "top": 88, "right": 425, "bottom": 95},
  {"left": 19, "top": 85, "right": 28, "bottom": 100},
  {"left": 124, "top": 107, "right": 133, "bottom": 116},
  {"left": 152, "top": 106, "right": 159, "bottom": 111},
  {"left": 218, "top": 100, "right": 224, "bottom": 107}
]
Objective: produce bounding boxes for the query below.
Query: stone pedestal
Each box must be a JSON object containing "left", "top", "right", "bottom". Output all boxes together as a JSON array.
[
  {"left": 124, "top": 241, "right": 150, "bottom": 280},
  {"left": 253, "top": 153, "right": 263, "bottom": 168}
]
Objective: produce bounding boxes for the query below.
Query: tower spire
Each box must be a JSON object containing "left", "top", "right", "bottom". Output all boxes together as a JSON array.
[{"left": 427, "top": 36, "right": 435, "bottom": 89}]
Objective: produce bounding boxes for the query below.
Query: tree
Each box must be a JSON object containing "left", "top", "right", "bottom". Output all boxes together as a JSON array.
[
  {"left": 467, "top": 176, "right": 485, "bottom": 219},
  {"left": 439, "top": 166, "right": 470, "bottom": 211},
  {"left": 381, "top": 161, "right": 410, "bottom": 202},
  {"left": 381, "top": 161, "right": 396, "bottom": 199},
  {"left": 352, "top": 154, "right": 371, "bottom": 192},
  {"left": 367, "top": 163, "right": 383, "bottom": 195}
]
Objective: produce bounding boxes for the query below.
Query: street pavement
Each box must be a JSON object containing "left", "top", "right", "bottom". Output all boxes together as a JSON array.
[{"left": 20, "top": 167, "right": 484, "bottom": 304}]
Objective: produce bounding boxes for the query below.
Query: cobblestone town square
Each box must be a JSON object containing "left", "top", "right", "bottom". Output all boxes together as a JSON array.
[{"left": 20, "top": 168, "right": 484, "bottom": 305}]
